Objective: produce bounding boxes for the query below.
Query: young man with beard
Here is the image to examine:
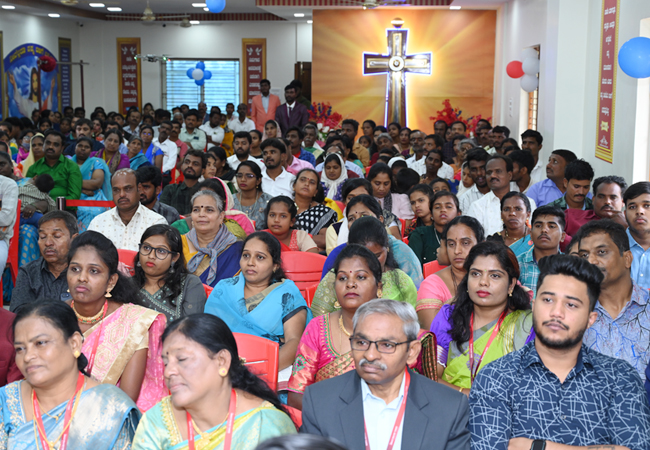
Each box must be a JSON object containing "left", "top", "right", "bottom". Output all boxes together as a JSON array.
[
  {"left": 625, "top": 182, "right": 650, "bottom": 290},
  {"left": 136, "top": 165, "right": 180, "bottom": 225},
  {"left": 159, "top": 150, "right": 205, "bottom": 216},
  {"left": 260, "top": 138, "right": 295, "bottom": 197},
  {"left": 549, "top": 159, "right": 594, "bottom": 210},
  {"left": 564, "top": 176, "right": 627, "bottom": 237},
  {"left": 226, "top": 131, "right": 265, "bottom": 171},
  {"left": 527, "top": 150, "right": 578, "bottom": 207},
  {"left": 458, "top": 148, "right": 490, "bottom": 215},
  {"left": 470, "top": 254, "right": 650, "bottom": 450}
]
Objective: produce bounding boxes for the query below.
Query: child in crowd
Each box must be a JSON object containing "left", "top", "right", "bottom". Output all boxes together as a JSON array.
[
  {"left": 263, "top": 196, "right": 318, "bottom": 253},
  {"left": 18, "top": 174, "right": 56, "bottom": 226}
]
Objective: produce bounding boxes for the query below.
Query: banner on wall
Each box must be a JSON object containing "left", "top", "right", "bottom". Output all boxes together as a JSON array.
[
  {"left": 116, "top": 37, "right": 142, "bottom": 115},
  {"left": 595, "top": 0, "right": 619, "bottom": 163},
  {"left": 3, "top": 43, "right": 59, "bottom": 119},
  {"left": 58, "top": 38, "right": 72, "bottom": 110},
  {"left": 0, "top": 32, "right": 4, "bottom": 120},
  {"left": 242, "top": 38, "right": 266, "bottom": 111}
]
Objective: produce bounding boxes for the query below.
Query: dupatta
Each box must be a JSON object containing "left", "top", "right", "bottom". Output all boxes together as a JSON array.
[{"left": 72, "top": 155, "right": 113, "bottom": 201}]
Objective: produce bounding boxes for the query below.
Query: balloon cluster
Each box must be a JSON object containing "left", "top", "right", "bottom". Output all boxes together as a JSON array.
[
  {"left": 506, "top": 48, "right": 540, "bottom": 92},
  {"left": 186, "top": 62, "right": 212, "bottom": 86},
  {"left": 206, "top": 0, "right": 226, "bottom": 13},
  {"left": 618, "top": 37, "right": 650, "bottom": 79}
]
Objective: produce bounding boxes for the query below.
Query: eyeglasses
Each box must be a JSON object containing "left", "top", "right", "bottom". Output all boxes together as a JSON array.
[
  {"left": 349, "top": 337, "right": 412, "bottom": 354},
  {"left": 235, "top": 173, "right": 256, "bottom": 179},
  {"left": 139, "top": 243, "right": 176, "bottom": 260}
]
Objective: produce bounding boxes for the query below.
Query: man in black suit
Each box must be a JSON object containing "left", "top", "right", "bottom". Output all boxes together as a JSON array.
[
  {"left": 275, "top": 84, "right": 309, "bottom": 136},
  {"left": 301, "top": 299, "right": 470, "bottom": 450}
]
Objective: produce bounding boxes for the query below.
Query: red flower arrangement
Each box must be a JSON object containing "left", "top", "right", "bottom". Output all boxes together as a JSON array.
[
  {"left": 309, "top": 102, "right": 343, "bottom": 142},
  {"left": 429, "top": 99, "right": 492, "bottom": 135}
]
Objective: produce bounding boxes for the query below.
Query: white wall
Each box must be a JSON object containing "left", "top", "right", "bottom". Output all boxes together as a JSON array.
[
  {"left": 0, "top": 10, "right": 81, "bottom": 112},
  {"left": 78, "top": 20, "right": 313, "bottom": 112}
]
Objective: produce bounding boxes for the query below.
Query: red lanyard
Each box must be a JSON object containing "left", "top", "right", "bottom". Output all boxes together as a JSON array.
[
  {"left": 32, "top": 371, "right": 85, "bottom": 450},
  {"left": 469, "top": 310, "right": 507, "bottom": 384},
  {"left": 363, "top": 370, "right": 410, "bottom": 450},
  {"left": 187, "top": 388, "right": 237, "bottom": 450},
  {"left": 85, "top": 301, "right": 109, "bottom": 376}
]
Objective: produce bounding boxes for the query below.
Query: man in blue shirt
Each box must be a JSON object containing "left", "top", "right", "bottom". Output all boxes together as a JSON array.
[
  {"left": 625, "top": 181, "right": 650, "bottom": 289},
  {"left": 470, "top": 254, "right": 650, "bottom": 450},
  {"left": 526, "top": 149, "right": 577, "bottom": 207}
]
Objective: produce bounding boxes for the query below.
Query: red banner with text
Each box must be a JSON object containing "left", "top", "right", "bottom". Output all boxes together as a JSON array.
[
  {"left": 116, "top": 37, "right": 141, "bottom": 115},
  {"left": 595, "top": 0, "right": 619, "bottom": 163},
  {"left": 242, "top": 39, "right": 266, "bottom": 112}
]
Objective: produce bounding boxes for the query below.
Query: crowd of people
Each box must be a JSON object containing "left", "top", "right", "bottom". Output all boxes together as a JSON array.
[{"left": 0, "top": 76, "right": 648, "bottom": 450}]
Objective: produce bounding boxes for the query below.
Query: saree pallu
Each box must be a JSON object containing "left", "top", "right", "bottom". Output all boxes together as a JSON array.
[
  {"left": 0, "top": 381, "right": 140, "bottom": 450},
  {"left": 181, "top": 237, "right": 243, "bottom": 288},
  {"left": 437, "top": 308, "right": 534, "bottom": 389},
  {"left": 204, "top": 275, "right": 312, "bottom": 344},
  {"left": 131, "top": 397, "right": 296, "bottom": 450},
  {"left": 73, "top": 156, "right": 113, "bottom": 232},
  {"left": 82, "top": 303, "right": 167, "bottom": 411}
]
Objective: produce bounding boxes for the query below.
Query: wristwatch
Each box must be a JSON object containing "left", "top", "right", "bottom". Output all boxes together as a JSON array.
[{"left": 530, "top": 440, "right": 546, "bottom": 450}]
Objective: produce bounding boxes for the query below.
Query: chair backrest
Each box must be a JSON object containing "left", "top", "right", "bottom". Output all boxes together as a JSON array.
[
  {"left": 299, "top": 282, "right": 319, "bottom": 308},
  {"left": 233, "top": 332, "right": 279, "bottom": 392},
  {"left": 117, "top": 249, "right": 138, "bottom": 276},
  {"left": 6, "top": 199, "right": 21, "bottom": 284},
  {"left": 282, "top": 252, "right": 327, "bottom": 290},
  {"left": 334, "top": 200, "right": 345, "bottom": 213},
  {"left": 203, "top": 284, "right": 213, "bottom": 297},
  {"left": 423, "top": 261, "right": 447, "bottom": 278},
  {"left": 402, "top": 236, "right": 409, "bottom": 245},
  {"left": 399, "top": 218, "right": 406, "bottom": 239},
  {"left": 284, "top": 405, "right": 302, "bottom": 429}
]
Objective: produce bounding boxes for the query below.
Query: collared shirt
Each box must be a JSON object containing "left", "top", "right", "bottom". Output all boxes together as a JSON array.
[
  {"left": 262, "top": 94, "right": 269, "bottom": 113},
  {"left": 0, "top": 176, "right": 18, "bottom": 245},
  {"left": 361, "top": 372, "right": 406, "bottom": 450},
  {"left": 179, "top": 128, "right": 207, "bottom": 151},
  {"left": 25, "top": 154, "right": 82, "bottom": 201},
  {"left": 529, "top": 156, "right": 545, "bottom": 185},
  {"left": 152, "top": 200, "right": 180, "bottom": 225},
  {"left": 153, "top": 138, "right": 179, "bottom": 173},
  {"left": 467, "top": 191, "right": 536, "bottom": 236},
  {"left": 549, "top": 194, "right": 593, "bottom": 211},
  {"left": 198, "top": 123, "right": 225, "bottom": 150},
  {"left": 583, "top": 281, "right": 650, "bottom": 377},
  {"left": 628, "top": 228, "right": 650, "bottom": 289},
  {"left": 227, "top": 117, "right": 256, "bottom": 134},
  {"left": 261, "top": 168, "right": 295, "bottom": 197},
  {"left": 287, "top": 154, "right": 314, "bottom": 175},
  {"left": 226, "top": 154, "right": 265, "bottom": 172},
  {"left": 11, "top": 258, "right": 72, "bottom": 313},
  {"left": 407, "top": 156, "right": 453, "bottom": 178},
  {"left": 87, "top": 204, "right": 166, "bottom": 251},
  {"left": 517, "top": 245, "right": 541, "bottom": 292},
  {"left": 525, "top": 178, "right": 564, "bottom": 207},
  {"left": 469, "top": 343, "right": 650, "bottom": 450},
  {"left": 160, "top": 181, "right": 194, "bottom": 216},
  {"left": 459, "top": 184, "right": 486, "bottom": 216}
]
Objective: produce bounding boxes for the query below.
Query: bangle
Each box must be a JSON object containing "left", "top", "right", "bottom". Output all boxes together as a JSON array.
[{"left": 458, "top": 387, "right": 463, "bottom": 393}]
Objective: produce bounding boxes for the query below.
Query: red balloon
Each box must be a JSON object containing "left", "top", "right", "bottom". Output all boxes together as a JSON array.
[
  {"left": 506, "top": 60, "right": 524, "bottom": 79},
  {"left": 38, "top": 56, "right": 57, "bottom": 73}
]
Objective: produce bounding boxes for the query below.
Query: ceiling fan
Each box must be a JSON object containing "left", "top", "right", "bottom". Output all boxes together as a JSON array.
[
  {"left": 339, "top": 0, "right": 410, "bottom": 9},
  {"left": 106, "top": 1, "right": 190, "bottom": 23}
]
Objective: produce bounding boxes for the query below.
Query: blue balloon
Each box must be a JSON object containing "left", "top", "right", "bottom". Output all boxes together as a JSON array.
[
  {"left": 206, "top": 0, "right": 226, "bottom": 14},
  {"left": 619, "top": 37, "right": 650, "bottom": 79},
  {"left": 195, "top": 79, "right": 204, "bottom": 86},
  {"left": 203, "top": 70, "right": 212, "bottom": 80},
  {"left": 186, "top": 68, "right": 194, "bottom": 78},
  {"left": 196, "top": 61, "right": 205, "bottom": 71}
]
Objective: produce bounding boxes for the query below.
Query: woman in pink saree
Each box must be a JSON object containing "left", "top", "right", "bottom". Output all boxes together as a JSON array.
[{"left": 66, "top": 231, "right": 167, "bottom": 411}]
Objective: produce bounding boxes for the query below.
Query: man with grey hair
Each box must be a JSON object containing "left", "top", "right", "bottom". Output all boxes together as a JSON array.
[
  {"left": 301, "top": 299, "right": 470, "bottom": 450},
  {"left": 88, "top": 168, "right": 166, "bottom": 251}
]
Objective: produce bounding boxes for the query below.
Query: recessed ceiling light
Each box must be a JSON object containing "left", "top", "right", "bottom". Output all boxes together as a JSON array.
[
  {"left": 192, "top": 2, "right": 206, "bottom": 6},
  {"left": 449, "top": 5, "right": 461, "bottom": 9},
  {"left": 190, "top": 20, "right": 200, "bottom": 24},
  {"left": 48, "top": 13, "right": 60, "bottom": 17},
  {"left": 107, "top": 7, "right": 122, "bottom": 11},
  {"left": 307, "top": 20, "right": 313, "bottom": 24},
  {"left": 1, "top": 5, "right": 15, "bottom": 9},
  {"left": 294, "top": 13, "right": 304, "bottom": 17},
  {"left": 89, "top": 2, "right": 105, "bottom": 7}
]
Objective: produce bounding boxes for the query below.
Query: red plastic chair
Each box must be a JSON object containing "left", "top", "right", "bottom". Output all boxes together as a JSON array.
[
  {"left": 233, "top": 333, "right": 279, "bottom": 392},
  {"left": 285, "top": 405, "right": 303, "bottom": 429},
  {"left": 282, "top": 252, "right": 327, "bottom": 290},
  {"left": 365, "top": 166, "right": 371, "bottom": 177},
  {"left": 402, "top": 236, "right": 409, "bottom": 245},
  {"left": 399, "top": 218, "right": 406, "bottom": 239},
  {"left": 299, "top": 283, "right": 318, "bottom": 308},
  {"left": 6, "top": 199, "right": 21, "bottom": 284},
  {"left": 423, "top": 261, "right": 447, "bottom": 278},
  {"left": 117, "top": 249, "right": 138, "bottom": 276},
  {"left": 334, "top": 200, "right": 345, "bottom": 213},
  {"left": 203, "top": 284, "right": 213, "bottom": 297}
]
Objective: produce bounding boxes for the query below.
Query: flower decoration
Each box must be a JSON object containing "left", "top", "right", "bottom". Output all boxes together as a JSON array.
[
  {"left": 186, "top": 61, "right": 212, "bottom": 86},
  {"left": 429, "top": 99, "right": 491, "bottom": 135},
  {"left": 309, "top": 102, "right": 343, "bottom": 143}
]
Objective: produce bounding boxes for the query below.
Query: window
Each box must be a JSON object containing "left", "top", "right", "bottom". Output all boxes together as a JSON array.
[{"left": 163, "top": 59, "right": 240, "bottom": 111}]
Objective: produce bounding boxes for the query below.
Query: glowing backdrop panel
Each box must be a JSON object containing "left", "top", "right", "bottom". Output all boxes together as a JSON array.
[{"left": 312, "top": 9, "right": 496, "bottom": 132}]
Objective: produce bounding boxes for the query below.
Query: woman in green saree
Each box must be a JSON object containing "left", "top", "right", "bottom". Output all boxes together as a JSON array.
[{"left": 430, "top": 240, "right": 534, "bottom": 395}]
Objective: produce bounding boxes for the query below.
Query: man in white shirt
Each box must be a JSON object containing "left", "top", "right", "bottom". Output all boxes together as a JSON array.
[
  {"left": 88, "top": 169, "right": 166, "bottom": 251},
  {"left": 508, "top": 150, "right": 536, "bottom": 194},
  {"left": 179, "top": 109, "right": 207, "bottom": 151},
  {"left": 152, "top": 121, "right": 178, "bottom": 174},
  {"left": 227, "top": 132, "right": 265, "bottom": 171},
  {"left": 199, "top": 110, "right": 225, "bottom": 150},
  {"left": 123, "top": 109, "right": 141, "bottom": 138},
  {"left": 261, "top": 138, "right": 295, "bottom": 197},
  {"left": 228, "top": 103, "right": 256, "bottom": 134},
  {"left": 467, "top": 154, "right": 536, "bottom": 235},
  {"left": 521, "top": 129, "right": 546, "bottom": 184},
  {"left": 0, "top": 154, "right": 18, "bottom": 275},
  {"left": 459, "top": 148, "right": 491, "bottom": 214},
  {"left": 406, "top": 130, "right": 428, "bottom": 176},
  {"left": 314, "top": 135, "right": 364, "bottom": 178}
]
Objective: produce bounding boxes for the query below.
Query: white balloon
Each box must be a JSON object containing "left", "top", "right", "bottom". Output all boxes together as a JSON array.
[
  {"left": 520, "top": 48, "right": 538, "bottom": 62},
  {"left": 520, "top": 74, "right": 539, "bottom": 92},
  {"left": 522, "top": 57, "right": 540, "bottom": 75},
  {"left": 192, "top": 68, "right": 203, "bottom": 80}
]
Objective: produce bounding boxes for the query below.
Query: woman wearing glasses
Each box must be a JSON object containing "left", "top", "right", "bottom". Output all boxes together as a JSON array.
[
  {"left": 233, "top": 160, "right": 272, "bottom": 231},
  {"left": 134, "top": 224, "right": 207, "bottom": 322}
]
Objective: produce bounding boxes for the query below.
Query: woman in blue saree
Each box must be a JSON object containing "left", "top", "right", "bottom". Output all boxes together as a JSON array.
[
  {"left": 1, "top": 301, "right": 140, "bottom": 449},
  {"left": 72, "top": 136, "right": 112, "bottom": 232},
  {"left": 205, "top": 232, "right": 311, "bottom": 374}
]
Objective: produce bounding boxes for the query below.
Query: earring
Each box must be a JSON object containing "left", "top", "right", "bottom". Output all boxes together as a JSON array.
[
  {"left": 105, "top": 290, "right": 113, "bottom": 298},
  {"left": 219, "top": 368, "right": 228, "bottom": 377},
  {"left": 377, "top": 288, "right": 383, "bottom": 298},
  {"left": 73, "top": 350, "right": 80, "bottom": 358},
  {"left": 508, "top": 292, "right": 513, "bottom": 297},
  {"left": 334, "top": 301, "right": 341, "bottom": 309},
  {"left": 169, "top": 267, "right": 175, "bottom": 274},
  {"left": 136, "top": 261, "right": 141, "bottom": 267}
]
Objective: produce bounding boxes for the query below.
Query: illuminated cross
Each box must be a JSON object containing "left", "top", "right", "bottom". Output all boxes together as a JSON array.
[{"left": 363, "top": 18, "right": 432, "bottom": 126}]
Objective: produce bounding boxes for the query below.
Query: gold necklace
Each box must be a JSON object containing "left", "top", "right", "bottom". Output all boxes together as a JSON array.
[
  {"left": 71, "top": 300, "right": 106, "bottom": 325},
  {"left": 338, "top": 314, "right": 351, "bottom": 337}
]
